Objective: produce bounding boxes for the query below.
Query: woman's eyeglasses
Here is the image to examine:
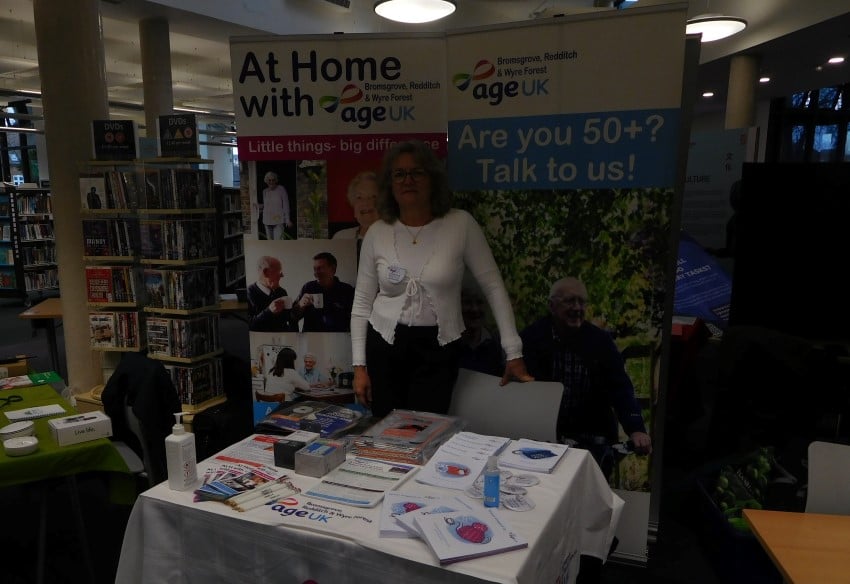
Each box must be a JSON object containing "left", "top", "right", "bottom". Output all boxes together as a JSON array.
[{"left": 391, "top": 168, "right": 428, "bottom": 183}]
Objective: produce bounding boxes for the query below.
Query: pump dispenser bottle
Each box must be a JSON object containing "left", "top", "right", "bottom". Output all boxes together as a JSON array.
[
  {"left": 165, "top": 412, "right": 198, "bottom": 491},
  {"left": 483, "top": 455, "right": 500, "bottom": 508}
]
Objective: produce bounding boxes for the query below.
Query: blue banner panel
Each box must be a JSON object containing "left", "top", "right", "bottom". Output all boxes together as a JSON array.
[{"left": 448, "top": 108, "right": 680, "bottom": 190}]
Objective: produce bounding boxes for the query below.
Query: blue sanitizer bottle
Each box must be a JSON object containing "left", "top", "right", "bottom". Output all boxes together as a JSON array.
[{"left": 483, "top": 455, "right": 500, "bottom": 508}]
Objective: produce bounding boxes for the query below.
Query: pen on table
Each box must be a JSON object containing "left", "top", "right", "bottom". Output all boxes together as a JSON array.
[
  {"left": 234, "top": 486, "right": 299, "bottom": 513},
  {"left": 225, "top": 478, "right": 294, "bottom": 507},
  {"left": 229, "top": 482, "right": 299, "bottom": 512}
]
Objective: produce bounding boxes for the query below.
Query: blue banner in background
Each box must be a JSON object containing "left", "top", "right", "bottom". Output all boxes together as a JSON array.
[
  {"left": 448, "top": 108, "right": 680, "bottom": 190},
  {"left": 674, "top": 231, "right": 732, "bottom": 326}
]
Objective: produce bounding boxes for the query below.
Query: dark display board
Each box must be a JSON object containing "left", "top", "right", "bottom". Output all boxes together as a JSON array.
[{"left": 730, "top": 162, "right": 850, "bottom": 341}]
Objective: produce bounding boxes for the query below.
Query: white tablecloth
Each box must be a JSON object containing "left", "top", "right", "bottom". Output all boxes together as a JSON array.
[{"left": 116, "top": 440, "right": 623, "bottom": 584}]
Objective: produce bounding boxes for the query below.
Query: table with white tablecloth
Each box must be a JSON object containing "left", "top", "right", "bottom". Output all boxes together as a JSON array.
[{"left": 116, "top": 436, "right": 623, "bottom": 584}]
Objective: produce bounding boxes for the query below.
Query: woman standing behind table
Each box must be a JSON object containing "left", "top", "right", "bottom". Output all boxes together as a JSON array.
[
  {"left": 258, "top": 347, "right": 310, "bottom": 403},
  {"left": 351, "top": 140, "right": 533, "bottom": 417}
]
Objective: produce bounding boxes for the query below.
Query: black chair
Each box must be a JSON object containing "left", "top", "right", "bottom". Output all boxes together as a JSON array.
[{"left": 102, "top": 352, "right": 182, "bottom": 486}]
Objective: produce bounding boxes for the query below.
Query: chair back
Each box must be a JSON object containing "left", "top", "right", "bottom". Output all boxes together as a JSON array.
[
  {"left": 124, "top": 397, "right": 156, "bottom": 486},
  {"left": 805, "top": 440, "right": 850, "bottom": 515},
  {"left": 448, "top": 368, "right": 563, "bottom": 442}
]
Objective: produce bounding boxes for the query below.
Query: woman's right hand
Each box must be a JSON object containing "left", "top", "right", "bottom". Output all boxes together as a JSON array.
[{"left": 353, "top": 366, "right": 371, "bottom": 408}]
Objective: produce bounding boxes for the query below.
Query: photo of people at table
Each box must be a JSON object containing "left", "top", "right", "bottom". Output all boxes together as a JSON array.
[
  {"left": 249, "top": 331, "right": 353, "bottom": 415},
  {"left": 244, "top": 238, "right": 357, "bottom": 334}
]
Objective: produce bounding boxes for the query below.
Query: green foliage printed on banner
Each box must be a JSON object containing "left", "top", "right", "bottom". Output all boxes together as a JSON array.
[{"left": 454, "top": 187, "right": 673, "bottom": 340}]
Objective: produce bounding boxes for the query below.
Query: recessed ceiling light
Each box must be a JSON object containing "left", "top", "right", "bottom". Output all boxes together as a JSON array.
[
  {"left": 374, "top": 0, "right": 456, "bottom": 24},
  {"left": 702, "top": 91, "right": 715, "bottom": 98},
  {"left": 827, "top": 56, "right": 845, "bottom": 64},
  {"left": 685, "top": 15, "right": 747, "bottom": 42},
  {"left": 759, "top": 77, "right": 770, "bottom": 83}
]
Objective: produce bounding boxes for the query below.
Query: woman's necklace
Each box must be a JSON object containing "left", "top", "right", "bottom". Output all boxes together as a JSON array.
[{"left": 402, "top": 222, "right": 427, "bottom": 244}]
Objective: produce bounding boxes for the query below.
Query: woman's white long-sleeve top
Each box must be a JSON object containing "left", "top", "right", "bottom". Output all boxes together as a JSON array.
[{"left": 350, "top": 208, "right": 522, "bottom": 366}]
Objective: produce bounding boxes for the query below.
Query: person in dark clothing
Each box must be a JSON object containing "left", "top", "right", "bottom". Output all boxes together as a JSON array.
[
  {"left": 520, "top": 276, "right": 651, "bottom": 480},
  {"left": 247, "top": 255, "right": 295, "bottom": 332},
  {"left": 290, "top": 252, "right": 354, "bottom": 332}
]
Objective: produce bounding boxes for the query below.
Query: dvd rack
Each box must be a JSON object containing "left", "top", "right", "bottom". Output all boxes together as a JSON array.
[{"left": 81, "top": 159, "right": 225, "bottom": 411}]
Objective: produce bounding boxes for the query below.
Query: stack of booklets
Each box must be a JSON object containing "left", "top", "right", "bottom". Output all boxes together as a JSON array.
[
  {"left": 255, "top": 400, "right": 362, "bottom": 438},
  {"left": 383, "top": 493, "right": 528, "bottom": 564},
  {"left": 497, "top": 438, "right": 570, "bottom": 473},
  {"left": 414, "top": 432, "right": 511, "bottom": 491},
  {"left": 351, "top": 409, "right": 465, "bottom": 465}
]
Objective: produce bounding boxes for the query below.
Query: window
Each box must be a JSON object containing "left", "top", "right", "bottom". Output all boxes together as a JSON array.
[{"left": 769, "top": 83, "right": 850, "bottom": 162}]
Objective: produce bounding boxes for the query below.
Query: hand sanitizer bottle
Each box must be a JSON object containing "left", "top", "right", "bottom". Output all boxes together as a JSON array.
[
  {"left": 165, "top": 412, "right": 198, "bottom": 491},
  {"left": 483, "top": 455, "right": 500, "bottom": 508}
]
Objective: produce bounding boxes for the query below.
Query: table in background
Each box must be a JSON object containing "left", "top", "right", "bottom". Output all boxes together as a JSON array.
[
  {"left": 17, "top": 297, "right": 64, "bottom": 379},
  {"left": 743, "top": 508, "right": 850, "bottom": 583},
  {"left": 117, "top": 439, "right": 622, "bottom": 584},
  {"left": 1, "top": 383, "right": 132, "bottom": 584}
]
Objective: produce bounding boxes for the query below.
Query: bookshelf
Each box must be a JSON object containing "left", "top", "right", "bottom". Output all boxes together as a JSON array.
[
  {"left": 81, "top": 159, "right": 225, "bottom": 410},
  {"left": 0, "top": 183, "right": 58, "bottom": 306},
  {"left": 216, "top": 184, "right": 245, "bottom": 293}
]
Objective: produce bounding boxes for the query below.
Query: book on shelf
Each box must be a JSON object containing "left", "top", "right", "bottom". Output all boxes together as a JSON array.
[
  {"left": 142, "top": 266, "right": 218, "bottom": 310},
  {"left": 89, "top": 312, "right": 117, "bottom": 348},
  {"left": 146, "top": 313, "right": 220, "bottom": 358},
  {"left": 139, "top": 218, "right": 216, "bottom": 261},
  {"left": 139, "top": 219, "right": 164, "bottom": 259},
  {"left": 413, "top": 506, "right": 528, "bottom": 565},
  {"left": 88, "top": 311, "right": 140, "bottom": 349},
  {"left": 497, "top": 438, "right": 570, "bottom": 474},
  {"left": 256, "top": 401, "right": 362, "bottom": 438},
  {"left": 351, "top": 409, "right": 465, "bottom": 465},
  {"left": 103, "top": 170, "right": 130, "bottom": 209},
  {"left": 79, "top": 174, "right": 106, "bottom": 210},
  {"left": 85, "top": 265, "right": 136, "bottom": 303},
  {"left": 164, "top": 358, "right": 224, "bottom": 406},
  {"left": 82, "top": 218, "right": 134, "bottom": 257}
]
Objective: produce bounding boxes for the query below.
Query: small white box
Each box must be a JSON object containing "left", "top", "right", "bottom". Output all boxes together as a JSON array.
[
  {"left": 295, "top": 438, "right": 346, "bottom": 478},
  {"left": 48, "top": 411, "right": 113, "bottom": 446}
]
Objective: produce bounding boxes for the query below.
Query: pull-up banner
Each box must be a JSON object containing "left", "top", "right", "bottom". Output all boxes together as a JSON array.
[{"left": 447, "top": 10, "right": 684, "bottom": 190}]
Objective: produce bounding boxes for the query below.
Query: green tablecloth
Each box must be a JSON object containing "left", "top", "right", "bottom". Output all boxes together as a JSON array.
[{"left": 0, "top": 384, "right": 132, "bottom": 497}]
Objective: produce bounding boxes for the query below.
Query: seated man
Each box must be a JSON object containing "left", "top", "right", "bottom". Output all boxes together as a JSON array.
[
  {"left": 300, "top": 353, "right": 329, "bottom": 388},
  {"left": 520, "top": 276, "right": 651, "bottom": 480},
  {"left": 290, "top": 252, "right": 354, "bottom": 332},
  {"left": 247, "top": 255, "right": 295, "bottom": 332}
]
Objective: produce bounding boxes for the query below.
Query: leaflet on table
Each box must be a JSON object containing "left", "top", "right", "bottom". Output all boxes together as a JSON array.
[
  {"left": 304, "top": 456, "right": 418, "bottom": 508},
  {"left": 413, "top": 506, "right": 528, "bottom": 565},
  {"left": 0, "top": 371, "right": 63, "bottom": 391},
  {"left": 498, "top": 438, "right": 570, "bottom": 474},
  {"left": 195, "top": 459, "right": 299, "bottom": 510},
  {"left": 4, "top": 403, "right": 66, "bottom": 421},
  {"left": 415, "top": 432, "right": 511, "bottom": 490},
  {"left": 256, "top": 401, "right": 362, "bottom": 438},
  {"left": 392, "top": 495, "right": 475, "bottom": 538},
  {"left": 379, "top": 491, "right": 444, "bottom": 538},
  {"left": 212, "top": 433, "right": 297, "bottom": 467}
]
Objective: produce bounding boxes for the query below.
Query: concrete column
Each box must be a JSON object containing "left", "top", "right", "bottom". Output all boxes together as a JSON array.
[
  {"left": 32, "top": 0, "right": 108, "bottom": 392},
  {"left": 139, "top": 17, "right": 174, "bottom": 136},
  {"left": 725, "top": 54, "right": 760, "bottom": 129}
]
